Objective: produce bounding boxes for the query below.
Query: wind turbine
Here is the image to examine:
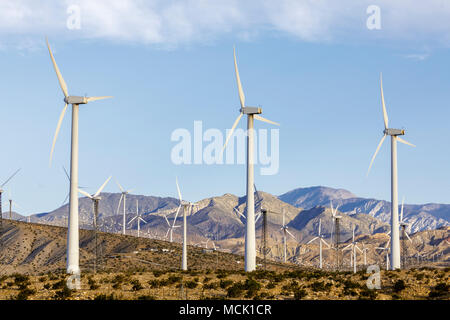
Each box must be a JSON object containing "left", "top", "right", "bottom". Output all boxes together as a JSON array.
[
  {"left": 0, "top": 168, "right": 21, "bottom": 249},
  {"left": 175, "top": 178, "right": 198, "bottom": 271},
  {"left": 307, "top": 219, "right": 331, "bottom": 269},
  {"left": 222, "top": 48, "right": 279, "bottom": 272},
  {"left": 7, "top": 189, "right": 23, "bottom": 220},
  {"left": 399, "top": 197, "right": 413, "bottom": 267},
  {"left": 46, "top": 39, "right": 112, "bottom": 275},
  {"left": 376, "top": 238, "right": 390, "bottom": 270},
  {"left": 280, "top": 208, "right": 297, "bottom": 263},
  {"left": 78, "top": 176, "right": 111, "bottom": 273},
  {"left": 128, "top": 199, "right": 147, "bottom": 237},
  {"left": 343, "top": 225, "right": 362, "bottom": 273},
  {"left": 367, "top": 73, "right": 415, "bottom": 270},
  {"left": 116, "top": 180, "right": 133, "bottom": 235},
  {"left": 233, "top": 184, "right": 264, "bottom": 225},
  {"left": 330, "top": 201, "right": 342, "bottom": 270}
]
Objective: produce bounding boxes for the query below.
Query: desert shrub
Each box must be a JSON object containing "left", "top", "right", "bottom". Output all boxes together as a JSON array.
[
  {"left": 203, "top": 282, "right": 219, "bottom": 290},
  {"left": 39, "top": 276, "right": 47, "bottom": 282},
  {"left": 294, "top": 288, "right": 307, "bottom": 300},
  {"left": 53, "top": 286, "right": 72, "bottom": 300},
  {"left": 43, "top": 283, "right": 51, "bottom": 290},
  {"left": 203, "top": 277, "right": 211, "bottom": 283},
  {"left": 227, "top": 282, "right": 245, "bottom": 298},
  {"left": 184, "top": 280, "right": 198, "bottom": 289},
  {"left": 52, "top": 279, "right": 66, "bottom": 290},
  {"left": 137, "top": 295, "right": 155, "bottom": 300},
  {"left": 358, "top": 287, "right": 378, "bottom": 300},
  {"left": 266, "top": 282, "right": 276, "bottom": 290},
  {"left": 131, "top": 280, "right": 144, "bottom": 291},
  {"left": 153, "top": 270, "right": 165, "bottom": 278},
  {"left": 309, "top": 281, "right": 331, "bottom": 292},
  {"left": 415, "top": 273, "right": 425, "bottom": 281},
  {"left": 428, "top": 283, "right": 449, "bottom": 298},
  {"left": 219, "top": 279, "right": 233, "bottom": 289},
  {"left": 167, "top": 275, "right": 182, "bottom": 285},
  {"left": 94, "top": 294, "right": 116, "bottom": 300},
  {"left": 15, "top": 287, "right": 36, "bottom": 300},
  {"left": 148, "top": 280, "right": 160, "bottom": 288},
  {"left": 393, "top": 280, "right": 406, "bottom": 293},
  {"left": 88, "top": 278, "right": 100, "bottom": 290}
]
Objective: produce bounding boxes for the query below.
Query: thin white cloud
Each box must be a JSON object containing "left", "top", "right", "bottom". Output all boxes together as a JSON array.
[{"left": 0, "top": 0, "right": 450, "bottom": 49}]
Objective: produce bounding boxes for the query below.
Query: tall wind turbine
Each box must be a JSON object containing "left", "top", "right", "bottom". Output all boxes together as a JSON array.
[
  {"left": 280, "top": 208, "right": 297, "bottom": 263},
  {"left": 376, "top": 239, "right": 390, "bottom": 271},
  {"left": 116, "top": 180, "right": 133, "bottom": 235},
  {"left": 46, "top": 39, "right": 112, "bottom": 275},
  {"left": 330, "top": 201, "right": 342, "bottom": 270},
  {"left": 128, "top": 199, "right": 147, "bottom": 237},
  {"left": 367, "top": 73, "right": 415, "bottom": 270},
  {"left": 78, "top": 176, "right": 111, "bottom": 273},
  {"left": 222, "top": 48, "right": 279, "bottom": 272},
  {"left": 307, "top": 219, "right": 330, "bottom": 269},
  {"left": 343, "top": 225, "right": 362, "bottom": 273}
]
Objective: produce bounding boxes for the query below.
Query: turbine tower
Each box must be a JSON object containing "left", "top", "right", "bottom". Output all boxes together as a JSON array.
[
  {"left": 78, "top": 176, "right": 111, "bottom": 273},
  {"left": 280, "top": 208, "right": 297, "bottom": 263},
  {"left": 306, "top": 219, "right": 330, "bottom": 269},
  {"left": 399, "top": 197, "right": 413, "bottom": 268},
  {"left": 7, "top": 189, "right": 23, "bottom": 220},
  {"left": 222, "top": 49, "right": 279, "bottom": 272},
  {"left": 116, "top": 180, "right": 133, "bottom": 235},
  {"left": 0, "top": 169, "right": 21, "bottom": 249},
  {"left": 367, "top": 73, "right": 415, "bottom": 270},
  {"left": 330, "top": 201, "right": 342, "bottom": 270},
  {"left": 46, "top": 39, "right": 112, "bottom": 275},
  {"left": 128, "top": 199, "right": 147, "bottom": 237}
]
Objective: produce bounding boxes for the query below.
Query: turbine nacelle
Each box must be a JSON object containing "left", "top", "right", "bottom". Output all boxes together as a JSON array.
[
  {"left": 384, "top": 128, "right": 405, "bottom": 136},
  {"left": 240, "top": 107, "right": 262, "bottom": 115},
  {"left": 65, "top": 96, "right": 88, "bottom": 105}
]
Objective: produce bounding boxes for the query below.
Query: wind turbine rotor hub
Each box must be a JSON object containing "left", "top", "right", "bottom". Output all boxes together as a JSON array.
[
  {"left": 384, "top": 128, "right": 405, "bottom": 136},
  {"left": 240, "top": 107, "right": 262, "bottom": 115}
]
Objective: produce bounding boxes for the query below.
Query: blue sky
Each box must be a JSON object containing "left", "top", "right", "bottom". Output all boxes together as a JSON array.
[{"left": 1, "top": 1, "right": 450, "bottom": 215}]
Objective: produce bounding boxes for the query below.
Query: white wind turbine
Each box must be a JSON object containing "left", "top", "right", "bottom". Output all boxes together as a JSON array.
[
  {"left": 233, "top": 184, "right": 264, "bottom": 225},
  {"left": 307, "top": 219, "right": 331, "bottom": 269},
  {"left": 222, "top": 48, "right": 279, "bottom": 272},
  {"left": 367, "top": 73, "right": 415, "bottom": 270},
  {"left": 175, "top": 178, "right": 198, "bottom": 271},
  {"left": 376, "top": 238, "right": 390, "bottom": 271},
  {"left": 280, "top": 208, "right": 297, "bottom": 263},
  {"left": 128, "top": 199, "right": 147, "bottom": 238},
  {"left": 343, "top": 225, "right": 362, "bottom": 273},
  {"left": 7, "top": 189, "right": 23, "bottom": 220},
  {"left": 116, "top": 180, "right": 133, "bottom": 235},
  {"left": 399, "top": 197, "right": 413, "bottom": 243},
  {"left": 78, "top": 176, "right": 112, "bottom": 273},
  {"left": 46, "top": 39, "right": 112, "bottom": 275}
]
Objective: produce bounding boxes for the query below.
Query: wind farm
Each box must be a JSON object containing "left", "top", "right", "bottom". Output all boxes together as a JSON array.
[{"left": 0, "top": 2, "right": 449, "bottom": 303}]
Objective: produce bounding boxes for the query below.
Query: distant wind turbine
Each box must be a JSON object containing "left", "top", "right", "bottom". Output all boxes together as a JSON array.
[
  {"left": 343, "top": 225, "right": 362, "bottom": 273},
  {"left": 128, "top": 199, "right": 147, "bottom": 238},
  {"left": 46, "top": 38, "right": 112, "bottom": 276},
  {"left": 307, "top": 219, "right": 331, "bottom": 269},
  {"left": 367, "top": 73, "right": 415, "bottom": 270},
  {"left": 222, "top": 48, "right": 279, "bottom": 272},
  {"left": 280, "top": 208, "right": 297, "bottom": 263},
  {"left": 116, "top": 180, "right": 133, "bottom": 235}
]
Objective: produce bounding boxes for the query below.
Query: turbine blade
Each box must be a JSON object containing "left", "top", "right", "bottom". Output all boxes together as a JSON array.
[
  {"left": 396, "top": 136, "right": 416, "bottom": 147},
  {"left": 342, "top": 244, "right": 352, "bottom": 250},
  {"left": 1, "top": 168, "right": 21, "bottom": 188},
  {"left": 254, "top": 115, "right": 280, "bottom": 126},
  {"left": 318, "top": 219, "right": 321, "bottom": 235},
  {"left": 46, "top": 38, "right": 69, "bottom": 98},
  {"left": 63, "top": 166, "right": 70, "bottom": 181},
  {"left": 306, "top": 237, "right": 318, "bottom": 244},
  {"left": 115, "top": 180, "right": 124, "bottom": 192},
  {"left": 176, "top": 177, "right": 182, "bottom": 202},
  {"left": 78, "top": 188, "right": 92, "bottom": 199},
  {"left": 321, "top": 238, "right": 330, "bottom": 248},
  {"left": 367, "top": 134, "right": 387, "bottom": 176},
  {"left": 233, "top": 47, "right": 245, "bottom": 108},
  {"left": 49, "top": 103, "right": 68, "bottom": 166},
  {"left": 86, "top": 96, "right": 113, "bottom": 102},
  {"left": 405, "top": 232, "right": 412, "bottom": 243},
  {"left": 94, "top": 176, "right": 112, "bottom": 197},
  {"left": 286, "top": 230, "right": 296, "bottom": 241},
  {"left": 400, "top": 196, "right": 405, "bottom": 222},
  {"left": 222, "top": 113, "right": 243, "bottom": 152},
  {"left": 61, "top": 192, "right": 69, "bottom": 206},
  {"left": 116, "top": 194, "right": 123, "bottom": 215},
  {"left": 172, "top": 205, "right": 181, "bottom": 227},
  {"left": 164, "top": 214, "right": 171, "bottom": 227},
  {"left": 139, "top": 217, "right": 147, "bottom": 224},
  {"left": 380, "top": 73, "right": 389, "bottom": 129},
  {"left": 128, "top": 216, "right": 137, "bottom": 225},
  {"left": 234, "top": 207, "right": 246, "bottom": 219}
]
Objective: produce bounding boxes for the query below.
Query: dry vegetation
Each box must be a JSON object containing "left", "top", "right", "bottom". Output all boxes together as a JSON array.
[{"left": 0, "top": 267, "right": 448, "bottom": 300}]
